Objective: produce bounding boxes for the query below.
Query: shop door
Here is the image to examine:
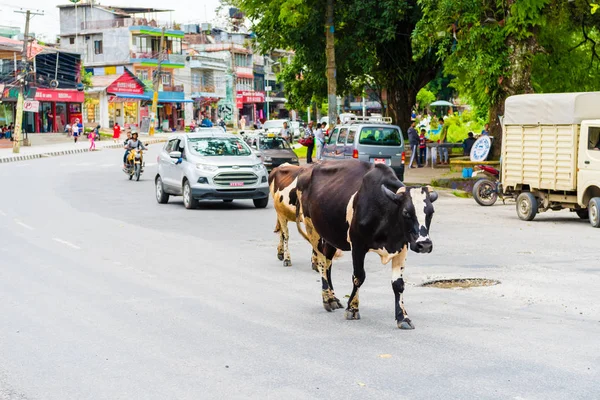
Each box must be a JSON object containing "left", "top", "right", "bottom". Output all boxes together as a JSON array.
[
  {"left": 22, "top": 111, "right": 35, "bottom": 133},
  {"left": 40, "top": 102, "right": 52, "bottom": 132},
  {"left": 55, "top": 103, "right": 67, "bottom": 132}
]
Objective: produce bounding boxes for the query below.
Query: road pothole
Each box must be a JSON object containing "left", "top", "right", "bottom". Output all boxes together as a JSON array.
[{"left": 421, "top": 278, "right": 501, "bottom": 289}]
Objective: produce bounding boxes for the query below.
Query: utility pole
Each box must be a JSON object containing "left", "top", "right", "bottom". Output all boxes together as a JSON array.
[
  {"left": 149, "top": 27, "right": 165, "bottom": 136},
  {"left": 230, "top": 40, "right": 239, "bottom": 130},
  {"left": 12, "top": 9, "right": 43, "bottom": 154},
  {"left": 325, "top": 0, "right": 338, "bottom": 128}
]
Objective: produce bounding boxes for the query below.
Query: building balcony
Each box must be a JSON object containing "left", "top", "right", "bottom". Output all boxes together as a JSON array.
[
  {"left": 129, "top": 52, "right": 185, "bottom": 68},
  {"left": 191, "top": 85, "right": 226, "bottom": 99},
  {"left": 234, "top": 66, "right": 253, "bottom": 79},
  {"left": 129, "top": 25, "right": 184, "bottom": 38}
]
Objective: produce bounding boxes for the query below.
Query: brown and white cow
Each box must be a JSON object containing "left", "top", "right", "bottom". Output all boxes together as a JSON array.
[
  {"left": 296, "top": 159, "right": 437, "bottom": 329},
  {"left": 269, "top": 163, "right": 319, "bottom": 270}
]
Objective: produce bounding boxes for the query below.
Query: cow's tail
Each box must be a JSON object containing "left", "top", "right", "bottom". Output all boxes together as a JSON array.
[
  {"left": 333, "top": 249, "right": 343, "bottom": 259},
  {"left": 295, "top": 204, "right": 311, "bottom": 243}
]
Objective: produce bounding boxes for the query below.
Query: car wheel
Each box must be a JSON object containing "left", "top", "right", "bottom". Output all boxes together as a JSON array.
[
  {"left": 253, "top": 197, "right": 269, "bottom": 209},
  {"left": 516, "top": 192, "right": 537, "bottom": 221},
  {"left": 155, "top": 176, "right": 169, "bottom": 204},
  {"left": 182, "top": 180, "right": 197, "bottom": 209},
  {"left": 589, "top": 197, "right": 600, "bottom": 228}
]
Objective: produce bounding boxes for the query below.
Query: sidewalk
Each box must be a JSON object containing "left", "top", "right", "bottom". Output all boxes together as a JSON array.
[{"left": 0, "top": 133, "right": 170, "bottom": 164}]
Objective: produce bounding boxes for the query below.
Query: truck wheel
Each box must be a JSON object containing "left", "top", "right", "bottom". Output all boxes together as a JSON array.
[
  {"left": 588, "top": 198, "right": 600, "bottom": 228},
  {"left": 253, "top": 197, "right": 269, "bottom": 209},
  {"left": 516, "top": 192, "right": 538, "bottom": 221}
]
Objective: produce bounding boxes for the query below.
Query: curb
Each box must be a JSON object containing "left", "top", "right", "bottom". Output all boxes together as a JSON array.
[{"left": 0, "top": 138, "right": 167, "bottom": 164}]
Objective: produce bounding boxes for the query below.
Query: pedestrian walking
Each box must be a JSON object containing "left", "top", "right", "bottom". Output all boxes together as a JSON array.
[
  {"left": 46, "top": 110, "right": 54, "bottom": 133},
  {"left": 72, "top": 119, "right": 80, "bottom": 143},
  {"left": 113, "top": 122, "right": 121, "bottom": 143},
  {"left": 89, "top": 128, "right": 96, "bottom": 151},
  {"left": 280, "top": 121, "right": 292, "bottom": 143},
  {"left": 315, "top": 123, "right": 325, "bottom": 161},
  {"left": 407, "top": 121, "right": 419, "bottom": 168}
]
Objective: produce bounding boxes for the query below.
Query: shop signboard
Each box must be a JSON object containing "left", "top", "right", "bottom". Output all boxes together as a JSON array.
[
  {"left": 236, "top": 91, "right": 265, "bottom": 104},
  {"left": 34, "top": 88, "right": 84, "bottom": 103},
  {"left": 107, "top": 74, "right": 145, "bottom": 95}
]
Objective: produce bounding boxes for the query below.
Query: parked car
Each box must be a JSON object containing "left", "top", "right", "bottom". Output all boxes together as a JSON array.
[
  {"left": 322, "top": 116, "right": 405, "bottom": 181},
  {"left": 155, "top": 129, "right": 270, "bottom": 209},
  {"left": 243, "top": 132, "right": 299, "bottom": 171}
]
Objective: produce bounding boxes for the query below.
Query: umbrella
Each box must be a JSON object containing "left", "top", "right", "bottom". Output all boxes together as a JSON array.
[{"left": 430, "top": 100, "right": 454, "bottom": 107}]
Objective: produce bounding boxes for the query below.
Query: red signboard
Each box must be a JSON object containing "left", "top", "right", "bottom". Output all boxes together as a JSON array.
[
  {"left": 34, "top": 88, "right": 84, "bottom": 103},
  {"left": 236, "top": 91, "right": 265, "bottom": 104},
  {"left": 107, "top": 73, "right": 145, "bottom": 95}
]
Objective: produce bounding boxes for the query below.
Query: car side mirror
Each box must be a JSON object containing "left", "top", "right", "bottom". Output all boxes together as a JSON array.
[{"left": 169, "top": 151, "right": 182, "bottom": 159}]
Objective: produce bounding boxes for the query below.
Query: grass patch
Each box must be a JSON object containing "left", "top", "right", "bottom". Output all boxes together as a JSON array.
[
  {"left": 452, "top": 190, "right": 471, "bottom": 198},
  {"left": 293, "top": 145, "right": 315, "bottom": 159}
]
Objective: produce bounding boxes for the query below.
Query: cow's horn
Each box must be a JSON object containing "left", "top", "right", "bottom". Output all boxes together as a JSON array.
[
  {"left": 381, "top": 184, "right": 399, "bottom": 202},
  {"left": 425, "top": 185, "right": 438, "bottom": 203}
]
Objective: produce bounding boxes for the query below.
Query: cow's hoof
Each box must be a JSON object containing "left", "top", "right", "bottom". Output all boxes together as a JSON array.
[
  {"left": 397, "top": 318, "right": 415, "bottom": 330},
  {"left": 345, "top": 309, "right": 360, "bottom": 320},
  {"left": 283, "top": 259, "right": 292, "bottom": 267},
  {"left": 311, "top": 262, "right": 319, "bottom": 272},
  {"left": 277, "top": 252, "right": 284, "bottom": 261},
  {"left": 329, "top": 297, "right": 343, "bottom": 310},
  {"left": 323, "top": 301, "right": 334, "bottom": 312}
]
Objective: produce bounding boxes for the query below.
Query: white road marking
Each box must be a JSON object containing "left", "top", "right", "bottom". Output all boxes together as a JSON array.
[
  {"left": 100, "top": 163, "right": 115, "bottom": 168},
  {"left": 145, "top": 162, "right": 156, "bottom": 167},
  {"left": 53, "top": 238, "right": 81, "bottom": 250},
  {"left": 15, "top": 163, "right": 30, "bottom": 167},
  {"left": 76, "top": 162, "right": 92, "bottom": 166},
  {"left": 14, "top": 219, "right": 34, "bottom": 230}
]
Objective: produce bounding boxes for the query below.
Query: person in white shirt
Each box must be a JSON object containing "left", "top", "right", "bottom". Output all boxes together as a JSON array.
[
  {"left": 314, "top": 122, "right": 325, "bottom": 161},
  {"left": 280, "top": 122, "right": 292, "bottom": 143}
]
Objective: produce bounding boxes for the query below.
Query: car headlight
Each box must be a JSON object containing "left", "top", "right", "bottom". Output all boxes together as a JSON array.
[
  {"left": 252, "top": 163, "right": 266, "bottom": 172},
  {"left": 196, "top": 163, "right": 218, "bottom": 172},
  {"left": 264, "top": 156, "right": 272, "bottom": 162},
  {"left": 291, "top": 158, "right": 298, "bottom": 162}
]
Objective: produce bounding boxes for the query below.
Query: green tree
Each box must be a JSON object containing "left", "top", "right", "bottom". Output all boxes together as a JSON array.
[
  {"left": 415, "top": 0, "right": 600, "bottom": 157},
  {"left": 416, "top": 87, "right": 435, "bottom": 111}
]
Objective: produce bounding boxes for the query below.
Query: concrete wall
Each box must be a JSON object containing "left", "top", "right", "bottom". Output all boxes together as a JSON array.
[
  {"left": 59, "top": 27, "right": 131, "bottom": 67},
  {"left": 59, "top": 6, "right": 116, "bottom": 36}
]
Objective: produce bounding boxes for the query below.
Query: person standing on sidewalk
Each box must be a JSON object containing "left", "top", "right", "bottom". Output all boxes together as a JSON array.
[
  {"left": 113, "top": 122, "right": 121, "bottom": 143},
  {"left": 315, "top": 123, "right": 325, "bottom": 161},
  {"left": 407, "top": 121, "right": 419, "bottom": 168},
  {"left": 438, "top": 117, "right": 449, "bottom": 165},
  {"left": 305, "top": 121, "right": 315, "bottom": 164},
  {"left": 89, "top": 127, "right": 97, "bottom": 151},
  {"left": 418, "top": 129, "right": 427, "bottom": 167},
  {"left": 72, "top": 119, "right": 80, "bottom": 143}
]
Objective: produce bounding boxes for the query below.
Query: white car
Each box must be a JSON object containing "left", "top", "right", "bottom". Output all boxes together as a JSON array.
[{"left": 155, "top": 129, "right": 270, "bottom": 209}]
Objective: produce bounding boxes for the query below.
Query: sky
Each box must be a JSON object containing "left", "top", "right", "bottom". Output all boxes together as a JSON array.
[{"left": 0, "top": 0, "right": 223, "bottom": 42}]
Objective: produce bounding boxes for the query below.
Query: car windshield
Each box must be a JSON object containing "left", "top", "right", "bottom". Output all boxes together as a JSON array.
[
  {"left": 263, "top": 121, "right": 285, "bottom": 130},
  {"left": 359, "top": 127, "right": 402, "bottom": 146},
  {"left": 260, "top": 137, "right": 291, "bottom": 150},
  {"left": 188, "top": 137, "right": 252, "bottom": 156}
]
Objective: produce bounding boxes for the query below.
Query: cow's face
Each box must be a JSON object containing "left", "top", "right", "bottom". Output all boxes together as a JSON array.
[{"left": 381, "top": 185, "right": 438, "bottom": 253}]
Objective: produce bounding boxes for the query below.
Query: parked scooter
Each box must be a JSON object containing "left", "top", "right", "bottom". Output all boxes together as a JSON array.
[{"left": 471, "top": 165, "right": 513, "bottom": 206}]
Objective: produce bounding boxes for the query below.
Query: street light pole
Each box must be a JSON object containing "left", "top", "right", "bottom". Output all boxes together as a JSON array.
[{"left": 149, "top": 27, "right": 165, "bottom": 136}]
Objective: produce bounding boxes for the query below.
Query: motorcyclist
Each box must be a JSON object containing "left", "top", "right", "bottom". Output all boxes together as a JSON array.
[{"left": 123, "top": 132, "right": 147, "bottom": 168}]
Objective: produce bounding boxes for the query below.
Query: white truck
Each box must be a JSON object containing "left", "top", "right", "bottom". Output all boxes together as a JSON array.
[{"left": 501, "top": 92, "right": 600, "bottom": 227}]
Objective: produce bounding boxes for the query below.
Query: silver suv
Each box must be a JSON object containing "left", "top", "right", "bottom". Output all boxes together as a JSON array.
[
  {"left": 155, "top": 130, "right": 270, "bottom": 209},
  {"left": 322, "top": 116, "right": 405, "bottom": 181}
]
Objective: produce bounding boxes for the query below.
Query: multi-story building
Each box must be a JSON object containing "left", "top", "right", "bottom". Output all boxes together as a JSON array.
[
  {"left": 57, "top": 3, "right": 190, "bottom": 132},
  {"left": 0, "top": 37, "right": 83, "bottom": 133}
]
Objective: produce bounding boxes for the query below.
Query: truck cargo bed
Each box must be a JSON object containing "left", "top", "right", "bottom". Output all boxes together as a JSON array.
[{"left": 502, "top": 125, "right": 578, "bottom": 192}]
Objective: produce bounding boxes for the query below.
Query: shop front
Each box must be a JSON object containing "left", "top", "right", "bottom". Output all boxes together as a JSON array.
[{"left": 236, "top": 91, "right": 265, "bottom": 126}]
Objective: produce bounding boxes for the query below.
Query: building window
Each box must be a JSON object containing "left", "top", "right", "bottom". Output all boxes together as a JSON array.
[
  {"left": 69, "top": 37, "right": 75, "bottom": 45},
  {"left": 162, "top": 73, "right": 171, "bottom": 86},
  {"left": 94, "top": 40, "right": 103, "bottom": 54},
  {"left": 192, "top": 73, "right": 200, "bottom": 89},
  {"left": 137, "top": 70, "right": 148, "bottom": 81}
]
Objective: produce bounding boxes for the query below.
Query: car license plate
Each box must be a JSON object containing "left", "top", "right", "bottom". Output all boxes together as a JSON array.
[
  {"left": 374, "top": 158, "right": 387, "bottom": 164},
  {"left": 230, "top": 182, "right": 244, "bottom": 187}
]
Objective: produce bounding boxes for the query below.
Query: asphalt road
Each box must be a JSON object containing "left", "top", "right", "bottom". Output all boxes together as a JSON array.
[{"left": 1, "top": 145, "right": 599, "bottom": 400}]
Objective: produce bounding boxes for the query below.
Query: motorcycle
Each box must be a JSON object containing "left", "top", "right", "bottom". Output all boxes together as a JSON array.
[
  {"left": 124, "top": 149, "right": 144, "bottom": 181},
  {"left": 471, "top": 164, "right": 513, "bottom": 206}
]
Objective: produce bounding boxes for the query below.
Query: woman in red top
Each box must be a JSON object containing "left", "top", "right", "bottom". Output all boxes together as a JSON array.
[{"left": 113, "top": 122, "right": 121, "bottom": 143}]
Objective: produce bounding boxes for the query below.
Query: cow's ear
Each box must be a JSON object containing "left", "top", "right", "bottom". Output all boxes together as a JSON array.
[
  {"left": 381, "top": 184, "right": 401, "bottom": 203},
  {"left": 426, "top": 185, "right": 438, "bottom": 203}
]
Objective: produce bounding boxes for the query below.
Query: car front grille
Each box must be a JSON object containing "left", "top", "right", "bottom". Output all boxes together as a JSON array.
[{"left": 213, "top": 171, "right": 258, "bottom": 186}]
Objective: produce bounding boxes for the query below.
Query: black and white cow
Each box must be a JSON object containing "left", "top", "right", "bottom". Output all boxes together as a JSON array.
[{"left": 296, "top": 159, "right": 437, "bottom": 329}]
